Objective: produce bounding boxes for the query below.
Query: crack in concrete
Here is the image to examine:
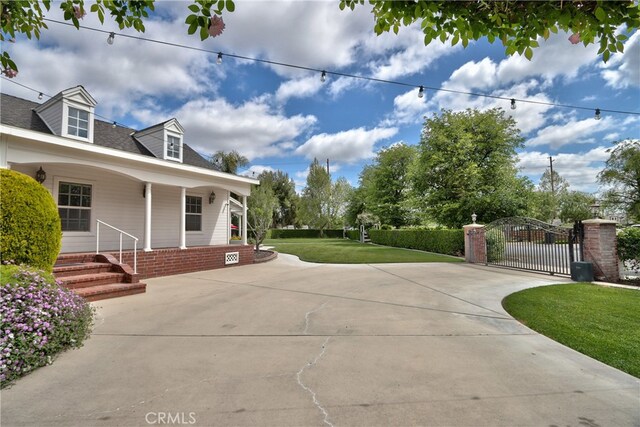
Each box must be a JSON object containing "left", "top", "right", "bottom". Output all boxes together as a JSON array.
[
  {"left": 304, "top": 302, "right": 328, "bottom": 335},
  {"left": 296, "top": 337, "right": 333, "bottom": 427}
]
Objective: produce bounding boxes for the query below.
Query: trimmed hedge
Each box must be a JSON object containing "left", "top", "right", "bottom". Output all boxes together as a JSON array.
[
  {"left": 0, "top": 169, "right": 61, "bottom": 272},
  {"left": 268, "top": 229, "right": 346, "bottom": 238},
  {"left": 368, "top": 229, "right": 464, "bottom": 256},
  {"left": 346, "top": 229, "right": 360, "bottom": 241}
]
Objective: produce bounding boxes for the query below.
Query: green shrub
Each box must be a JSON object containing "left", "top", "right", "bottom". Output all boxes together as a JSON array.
[
  {"left": 346, "top": 229, "right": 360, "bottom": 241},
  {"left": 368, "top": 229, "right": 464, "bottom": 256},
  {"left": 380, "top": 224, "right": 393, "bottom": 230},
  {"left": 618, "top": 227, "right": 640, "bottom": 273},
  {"left": 268, "top": 229, "right": 345, "bottom": 238},
  {"left": 486, "top": 229, "right": 507, "bottom": 262},
  {"left": 0, "top": 263, "right": 95, "bottom": 388},
  {"left": 0, "top": 169, "right": 61, "bottom": 272}
]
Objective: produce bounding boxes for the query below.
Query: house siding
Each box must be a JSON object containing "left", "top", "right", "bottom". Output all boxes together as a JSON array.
[
  {"left": 35, "top": 101, "right": 63, "bottom": 135},
  {"left": 11, "top": 164, "right": 231, "bottom": 253},
  {"left": 135, "top": 130, "right": 164, "bottom": 159}
]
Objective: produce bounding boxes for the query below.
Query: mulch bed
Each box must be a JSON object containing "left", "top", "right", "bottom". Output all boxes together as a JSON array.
[{"left": 254, "top": 250, "right": 277, "bottom": 263}]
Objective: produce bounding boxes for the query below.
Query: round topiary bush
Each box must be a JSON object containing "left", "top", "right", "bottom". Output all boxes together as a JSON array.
[{"left": 0, "top": 169, "right": 61, "bottom": 272}]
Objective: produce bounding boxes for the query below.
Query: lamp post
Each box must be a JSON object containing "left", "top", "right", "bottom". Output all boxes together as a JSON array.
[
  {"left": 471, "top": 212, "right": 477, "bottom": 224},
  {"left": 590, "top": 202, "right": 601, "bottom": 219}
]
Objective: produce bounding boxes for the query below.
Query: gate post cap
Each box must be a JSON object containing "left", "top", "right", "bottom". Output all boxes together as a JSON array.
[
  {"left": 582, "top": 219, "right": 618, "bottom": 225},
  {"left": 463, "top": 223, "right": 485, "bottom": 229}
]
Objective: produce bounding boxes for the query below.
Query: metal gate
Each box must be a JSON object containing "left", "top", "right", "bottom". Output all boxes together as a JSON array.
[{"left": 484, "top": 217, "right": 583, "bottom": 275}]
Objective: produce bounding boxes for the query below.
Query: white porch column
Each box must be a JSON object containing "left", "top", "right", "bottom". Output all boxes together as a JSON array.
[
  {"left": 227, "top": 192, "right": 231, "bottom": 243},
  {"left": 179, "top": 187, "right": 187, "bottom": 249},
  {"left": 242, "top": 195, "right": 248, "bottom": 245},
  {"left": 144, "top": 182, "right": 152, "bottom": 251}
]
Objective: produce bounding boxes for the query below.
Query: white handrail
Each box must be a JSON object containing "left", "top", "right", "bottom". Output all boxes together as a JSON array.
[{"left": 96, "top": 219, "right": 139, "bottom": 274}]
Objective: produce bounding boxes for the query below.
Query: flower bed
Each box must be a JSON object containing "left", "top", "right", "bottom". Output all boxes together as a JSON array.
[{"left": 1, "top": 263, "right": 95, "bottom": 388}]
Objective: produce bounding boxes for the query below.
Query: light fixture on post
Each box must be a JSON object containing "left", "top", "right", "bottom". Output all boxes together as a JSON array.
[
  {"left": 209, "top": 191, "right": 216, "bottom": 205},
  {"left": 107, "top": 32, "right": 115, "bottom": 45},
  {"left": 35, "top": 166, "right": 46, "bottom": 184},
  {"left": 510, "top": 98, "right": 516, "bottom": 110},
  {"left": 471, "top": 212, "right": 477, "bottom": 224},
  {"left": 321, "top": 70, "right": 327, "bottom": 83},
  {"left": 594, "top": 108, "right": 601, "bottom": 120},
  {"left": 590, "top": 201, "right": 601, "bottom": 219},
  {"left": 418, "top": 86, "right": 424, "bottom": 98},
  {"left": 216, "top": 52, "right": 223, "bottom": 65}
]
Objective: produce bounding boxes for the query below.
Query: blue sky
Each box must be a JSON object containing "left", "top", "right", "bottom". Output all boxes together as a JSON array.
[{"left": 2, "top": 1, "right": 639, "bottom": 193}]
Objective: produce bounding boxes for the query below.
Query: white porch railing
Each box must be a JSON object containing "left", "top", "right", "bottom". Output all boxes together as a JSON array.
[{"left": 96, "top": 220, "right": 138, "bottom": 274}]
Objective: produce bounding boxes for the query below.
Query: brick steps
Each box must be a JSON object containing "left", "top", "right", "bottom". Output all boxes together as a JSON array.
[
  {"left": 58, "top": 272, "right": 126, "bottom": 289},
  {"left": 74, "top": 282, "right": 147, "bottom": 302},
  {"left": 53, "top": 262, "right": 112, "bottom": 277},
  {"left": 54, "top": 254, "right": 145, "bottom": 301}
]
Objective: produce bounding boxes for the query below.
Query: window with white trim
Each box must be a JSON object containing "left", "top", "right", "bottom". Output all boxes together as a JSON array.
[
  {"left": 167, "top": 135, "right": 181, "bottom": 159},
  {"left": 58, "top": 182, "right": 92, "bottom": 232},
  {"left": 67, "top": 107, "right": 89, "bottom": 138},
  {"left": 185, "top": 196, "right": 202, "bottom": 231}
]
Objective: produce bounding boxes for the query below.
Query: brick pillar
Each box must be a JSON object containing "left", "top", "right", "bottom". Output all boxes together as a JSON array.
[
  {"left": 464, "top": 224, "right": 486, "bottom": 264},
  {"left": 582, "top": 219, "right": 619, "bottom": 282}
]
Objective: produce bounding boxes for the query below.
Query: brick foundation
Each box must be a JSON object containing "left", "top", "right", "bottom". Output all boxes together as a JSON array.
[
  {"left": 57, "top": 245, "right": 255, "bottom": 280},
  {"left": 582, "top": 219, "right": 620, "bottom": 282}
]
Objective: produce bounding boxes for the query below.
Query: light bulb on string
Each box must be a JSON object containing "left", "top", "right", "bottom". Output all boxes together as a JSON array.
[
  {"left": 38, "top": 92, "right": 43, "bottom": 100},
  {"left": 595, "top": 108, "right": 601, "bottom": 120},
  {"left": 418, "top": 86, "right": 424, "bottom": 98},
  {"left": 112, "top": 121, "right": 117, "bottom": 128},
  {"left": 511, "top": 99, "right": 516, "bottom": 110},
  {"left": 321, "top": 70, "right": 326, "bottom": 83},
  {"left": 107, "top": 32, "right": 115, "bottom": 45},
  {"left": 216, "top": 52, "right": 223, "bottom": 65}
]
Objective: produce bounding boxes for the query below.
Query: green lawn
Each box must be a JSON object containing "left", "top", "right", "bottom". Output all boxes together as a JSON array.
[
  {"left": 263, "top": 238, "right": 463, "bottom": 264},
  {"left": 503, "top": 283, "right": 640, "bottom": 378}
]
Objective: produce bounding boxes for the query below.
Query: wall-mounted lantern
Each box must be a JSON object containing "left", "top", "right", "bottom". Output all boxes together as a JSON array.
[
  {"left": 35, "top": 166, "right": 46, "bottom": 184},
  {"left": 209, "top": 191, "right": 216, "bottom": 204}
]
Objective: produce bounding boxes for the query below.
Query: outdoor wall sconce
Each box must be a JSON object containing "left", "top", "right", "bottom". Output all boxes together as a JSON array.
[
  {"left": 35, "top": 166, "right": 46, "bottom": 184},
  {"left": 209, "top": 191, "right": 216, "bottom": 204},
  {"left": 471, "top": 212, "right": 477, "bottom": 224}
]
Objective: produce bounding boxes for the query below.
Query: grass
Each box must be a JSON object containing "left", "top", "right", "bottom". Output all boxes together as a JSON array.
[
  {"left": 262, "top": 238, "right": 463, "bottom": 264},
  {"left": 503, "top": 283, "right": 640, "bottom": 378}
]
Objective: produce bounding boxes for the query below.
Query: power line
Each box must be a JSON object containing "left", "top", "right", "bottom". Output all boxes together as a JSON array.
[{"left": 35, "top": 17, "right": 640, "bottom": 117}]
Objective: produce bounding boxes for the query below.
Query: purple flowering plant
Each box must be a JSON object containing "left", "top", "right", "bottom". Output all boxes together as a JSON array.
[{"left": 1, "top": 262, "right": 95, "bottom": 388}]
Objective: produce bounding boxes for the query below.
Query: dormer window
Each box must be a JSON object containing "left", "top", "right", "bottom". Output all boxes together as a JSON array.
[
  {"left": 166, "top": 134, "right": 182, "bottom": 160},
  {"left": 68, "top": 107, "right": 89, "bottom": 138}
]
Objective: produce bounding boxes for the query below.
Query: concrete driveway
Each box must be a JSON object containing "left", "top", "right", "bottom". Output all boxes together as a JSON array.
[{"left": 2, "top": 255, "right": 639, "bottom": 426}]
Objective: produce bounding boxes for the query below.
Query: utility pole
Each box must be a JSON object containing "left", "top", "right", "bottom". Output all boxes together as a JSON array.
[
  {"left": 548, "top": 156, "right": 555, "bottom": 195},
  {"left": 326, "top": 158, "right": 330, "bottom": 175}
]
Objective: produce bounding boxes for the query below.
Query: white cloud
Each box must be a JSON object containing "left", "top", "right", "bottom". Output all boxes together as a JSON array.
[
  {"left": 240, "top": 165, "right": 275, "bottom": 178},
  {"left": 295, "top": 127, "right": 398, "bottom": 163},
  {"left": 600, "top": 32, "right": 640, "bottom": 89},
  {"left": 518, "top": 146, "right": 610, "bottom": 192},
  {"left": 496, "top": 32, "right": 600, "bottom": 85},
  {"left": 604, "top": 132, "right": 621, "bottom": 142},
  {"left": 274, "top": 75, "right": 323, "bottom": 103},
  {"left": 527, "top": 117, "right": 615, "bottom": 148},
  {"left": 138, "top": 98, "right": 317, "bottom": 160}
]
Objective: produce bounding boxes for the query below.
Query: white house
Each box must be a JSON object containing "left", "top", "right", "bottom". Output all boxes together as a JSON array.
[{"left": 0, "top": 86, "right": 259, "bottom": 287}]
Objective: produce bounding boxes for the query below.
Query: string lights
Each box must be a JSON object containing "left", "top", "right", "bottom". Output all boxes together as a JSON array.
[
  {"left": 5, "top": 17, "right": 638, "bottom": 121},
  {"left": 38, "top": 92, "right": 43, "bottom": 100}
]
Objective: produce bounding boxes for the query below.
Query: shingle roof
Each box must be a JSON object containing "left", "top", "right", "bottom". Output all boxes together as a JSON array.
[{"left": 0, "top": 93, "right": 219, "bottom": 171}]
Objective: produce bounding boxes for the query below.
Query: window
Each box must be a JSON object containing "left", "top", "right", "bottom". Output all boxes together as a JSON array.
[
  {"left": 68, "top": 107, "right": 89, "bottom": 138},
  {"left": 185, "top": 196, "right": 202, "bottom": 231},
  {"left": 58, "top": 182, "right": 92, "bottom": 232},
  {"left": 167, "top": 135, "right": 181, "bottom": 159}
]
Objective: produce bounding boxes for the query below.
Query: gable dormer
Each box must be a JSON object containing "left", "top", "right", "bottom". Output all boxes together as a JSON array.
[
  {"left": 133, "top": 118, "right": 185, "bottom": 163},
  {"left": 34, "top": 86, "right": 97, "bottom": 143}
]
